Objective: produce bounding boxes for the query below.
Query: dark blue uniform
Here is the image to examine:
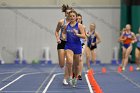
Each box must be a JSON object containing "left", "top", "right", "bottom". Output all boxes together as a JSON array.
[
  {"left": 87, "top": 31, "right": 97, "bottom": 50},
  {"left": 65, "top": 22, "right": 82, "bottom": 54}
]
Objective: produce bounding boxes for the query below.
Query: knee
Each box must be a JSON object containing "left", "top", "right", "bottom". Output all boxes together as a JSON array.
[
  {"left": 66, "top": 61, "right": 73, "bottom": 67},
  {"left": 86, "top": 55, "right": 90, "bottom": 59}
]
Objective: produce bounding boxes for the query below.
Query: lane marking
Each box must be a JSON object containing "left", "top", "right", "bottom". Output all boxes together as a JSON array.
[
  {"left": 0, "top": 71, "right": 57, "bottom": 76},
  {"left": 2, "top": 90, "right": 74, "bottom": 93},
  {"left": 85, "top": 74, "right": 94, "bottom": 93},
  {"left": 1, "top": 67, "right": 27, "bottom": 82},
  {"left": 0, "top": 74, "right": 25, "bottom": 91},
  {"left": 0, "top": 71, "right": 60, "bottom": 92},
  {"left": 0, "top": 64, "right": 95, "bottom": 93},
  {"left": 1, "top": 91, "right": 38, "bottom": 93},
  {"left": 42, "top": 73, "right": 63, "bottom": 93},
  {"left": 0, "top": 70, "right": 60, "bottom": 75},
  {"left": 83, "top": 64, "right": 94, "bottom": 93},
  {"left": 119, "top": 73, "right": 140, "bottom": 88},
  {"left": 45, "top": 91, "right": 76, "bottom": 93},
  {"left": 35, "top": 66, "right": 58, "bottom": 93},
  {"left": 0, "top": 72, "right": 16, "bottom": 74},
  {"left": 109, "top": 66, "right": 140, "bottom": 88}
]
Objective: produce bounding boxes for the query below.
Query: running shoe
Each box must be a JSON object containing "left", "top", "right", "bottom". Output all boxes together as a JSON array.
[
  {"left": 69, "top": 77, "right": 73, "bottom": 86},
  {"left": 72, "top": 77, "right": 77, "bottom": 88},
  {"left": 63, "top": 79, "right": 68, "bottom": 85},
  {"left": 122, "top": 67, "right": 125, "bottom": 71},
  {"left": 136, "top": 67, "right": 140, "bottom": 71}
]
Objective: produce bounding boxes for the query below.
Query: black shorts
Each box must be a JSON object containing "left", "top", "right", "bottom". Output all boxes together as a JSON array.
[
  {"left": 57, "top": 40, "right": 66, "bottom": 50},
  {"left": 87, "top": 45, "right": 97, "bottom": 50}
]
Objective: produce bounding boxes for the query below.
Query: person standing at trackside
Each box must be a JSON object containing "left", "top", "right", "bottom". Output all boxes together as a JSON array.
[
  {"left": 118, "top": 24, "right": 136, "bottom": 71},
  {"left": 76, "top": 13, "right": 86, "bottom": 80},
  {"left": 86, "top": 23, "right": 101, "bottom": 69},
  {"left": 63, "top": 10, "right": 86, "bottom": 87},
  {"left": 135, "top": 27, "right": 140, "bottom": 70},
  {"left": 55, "top": 4, "right": 73, "bottom": 85}
]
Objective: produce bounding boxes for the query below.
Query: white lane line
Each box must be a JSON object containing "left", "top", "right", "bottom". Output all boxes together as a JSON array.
[
  {"left": 42, "top": 73, "right": 63, "bottom": 93},
  {"left": 83, "top": 65, "right": 94, "bottom": 93},
  {"left": 0, "top": 71, "right": 54, "bottom": 76},
  {"left": 46, "top": 91, "right": 74, "bottom": 93},
  {"left": 0, "top": 74, "right": 25, "bottom": 91},
  {"left": 108, "top": 66, "right": 140, "bottom": 88},
  {"left": 119, "top": 73, "right": 140, "bottom": 88},
  {"left": 85, "top": 74, "right": 94, "bottom": 93},
  {"left": 1, "top": 91, "right": 38, "bottom": 93},
  {"left": 1, "top": 67, "right": 27, "bottom": 82},
  {"left": 0, "top": 70, "right": 58, "bottom": 75},
  {"left": 35, "top": 66, "right": 58, "bottom": 93},
  {"left": 2, "top": 90, "right": 74, "bottom": 93},
  {"left": 0, "top": 72, "right": 15, "bottom": 74},
  {"left": 24, "top": 72, "right": 47, "bottom": 76}
]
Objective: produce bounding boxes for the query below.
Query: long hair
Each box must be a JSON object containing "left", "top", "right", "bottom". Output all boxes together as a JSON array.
[{"left": 61, "top": 4, "right": 73, "bottom": 13}]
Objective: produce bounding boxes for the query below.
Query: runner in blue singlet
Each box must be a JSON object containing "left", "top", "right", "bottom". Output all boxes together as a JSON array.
[
  {"left": 86, "top": 23, "right": 101, "bottom": 69},
  {"left": 63, "top": 10, "right": 86, "bottom": 87}
]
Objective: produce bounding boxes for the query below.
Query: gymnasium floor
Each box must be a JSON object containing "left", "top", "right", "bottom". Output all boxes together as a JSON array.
[{"left": 0, "top": 63, "right": 140, "bottom": 93}]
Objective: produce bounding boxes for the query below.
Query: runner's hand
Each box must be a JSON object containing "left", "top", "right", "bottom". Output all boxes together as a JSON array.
[{"left": 57, "top": 39, "right": 61, "bottom": 44}]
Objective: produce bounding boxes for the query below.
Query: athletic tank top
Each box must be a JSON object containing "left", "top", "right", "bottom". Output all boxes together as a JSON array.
[
  {"left": 66, "top": 22, "right": 81, "bottom": 45},
  {"left": 136, "top": 34, "right": 140, "bottom": 48},
  {"left": 123, "top": 32, "right": 133, "bottom": 44},
  {"left": 87, "top": 31, "right": 96, "bottom": 46}
]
